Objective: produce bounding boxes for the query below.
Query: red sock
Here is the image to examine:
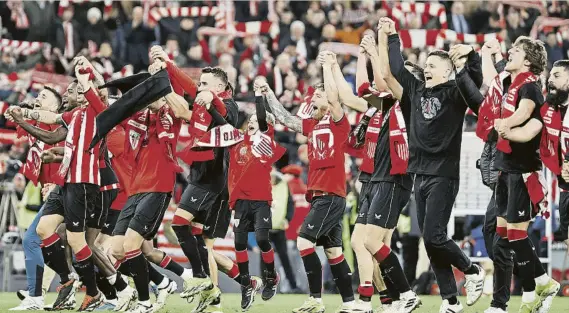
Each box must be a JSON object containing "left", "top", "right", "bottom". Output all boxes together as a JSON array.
[
  {"left": 75, "top": 245, "right": 92, "bottom": 262},
  {"left": 41, "top": 233, "right": 60, "bottom": 248},
  {"left": 373, "top": 245, "right": 391, "bottom": 262}
]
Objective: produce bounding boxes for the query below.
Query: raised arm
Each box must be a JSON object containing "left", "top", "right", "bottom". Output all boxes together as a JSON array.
[
  {"left": 454, "top": 67, "right": 484, "bottom": 114},
  {"left": 355, "top": 50, "right": 369, "bottom": 90},
  {"left": 384, "top": 25, "right": 421, "bottom": 94},
  {"left": 165, "top": 92, "right": 193, "bottom": 121},
  {"left": 151, "top": 46, "right": 198, "bottom": 97},
  {"left": 377, "top": 27, "right": 403, "bottom": 101},
  {"left": 255, "top": 94, "right": 269, "bottom": 132},
  {"left": 8, "top": 107, "right": 68, "bottom": 144},
  {"left": 322, "top": 62, "right": 344, "bottom": 122},
  {"left": 14, "top": 108, "right": 64, "bottom": 126},
  {"left": 361, "top": 36, "right": 388, "bottom": 92},
  {"left": 255, "top": 78, "right": 302, "bottom": 133},
  {"left": 331, "top": 54, "right": 368, "bottom": 112}
]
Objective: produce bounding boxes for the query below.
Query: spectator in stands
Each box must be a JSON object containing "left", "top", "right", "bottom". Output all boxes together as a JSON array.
[
  {"left": 305, "top": 8, "right": 327, "bottom": 60},
  {"left": 82, "top": 7, "right": 110, "bottom": 51},
  {"left": 218, "top": 53, "right": 237, "bottom": 88},
  {"left": 185, "top": 44, "right": 207, "bottom": 68},
  {"left": 267, "top": 53, "right": 294, "bottom": 97},
  {"left": 327, "top": 10, "right": 342, "bottom": 28},
  {"left": 55, "top": 7, "right": 82, "bottom": 63},
  {"left": 22, "top": 0, "right": 56, "bottom": 42},
  {"left": 236, "top": 59, "right": 256, "bottom": 101},
  {"left": 164, "top": 35, "right": 187, "bottom": 67},
  {"left": 278, "top": 73, "right": 303, "bottom": 111},
  {"left": 277, "top": 10, "right": 296, "bottom": 52},
  {"left": 505, "top": 7, "right": 539, "bottom": 44},
  {"left": 91, "top": 42, "right": 124, "bottom": 81},
  {"left": 545, "top": 32, "right": 567, "bottom": 69},
  {"left": 335, "top": 21, "right": 368, "bottom": 45},
  {"left": 177, "top": 18, "right": 197, "bottom": 55},
  {"left": 123, "top": 6, "right": 156, "bottom": 72},
  {"left": 479, "top": 13, "right": 503, "bottom": 34},
  {"left": 449, "top": 1, "right": 471, "bottom": 34},
  {"left": 0, "top": 49, "right": 41, "bottom": 74}
]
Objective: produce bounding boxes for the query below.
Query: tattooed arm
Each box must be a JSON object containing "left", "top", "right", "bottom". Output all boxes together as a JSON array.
[
  {"left": 17, "top": 108, "right": 65, "bottom": 125},
  {"left": 256, "top": 79, "right": 302, "bottom": 133}
]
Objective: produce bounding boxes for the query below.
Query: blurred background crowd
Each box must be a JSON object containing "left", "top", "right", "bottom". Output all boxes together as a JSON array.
[{"left": 1, "top": 0, "right": 569, "bottom": 297}]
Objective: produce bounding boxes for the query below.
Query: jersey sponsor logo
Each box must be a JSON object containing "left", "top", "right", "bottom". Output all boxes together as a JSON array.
[{"left": 420, "top": 97, "right": 442, "bottom": 120}]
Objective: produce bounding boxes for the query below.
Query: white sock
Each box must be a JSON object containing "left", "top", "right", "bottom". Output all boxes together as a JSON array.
[
  {"left": 343, "top": 300, "right": 355, "bottom": 306},
  {"left": 139, "top": 300, "right": 151, "bottom": 307},
  {"left": 400, "top": 290, "right": 414, "bottom": 299},
  {"left": 313, "top": 297, "right": 323, "bottom": 303},
  {"left": 107, "top": 273, "right": 117, "bottom": 285},
  {"left": 157, "top": 277, "right": 170, "bottom": 289},
  {"left": 181, "top": 268, "right": 193, "bottom": 280},
  {"left": 535, "top": 273, "right": 549, "bottom": 286},
  {"left": 522, "top": 291, "right": 536, "bottom": 303}
]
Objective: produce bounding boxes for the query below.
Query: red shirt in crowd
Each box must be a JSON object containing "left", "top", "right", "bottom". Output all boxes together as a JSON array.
[
  {"left": 128, "top": 110, "right": 180, "bottom": 195},
  {"left": 302, "top": 115, "right": 350, "bottom": 198}
]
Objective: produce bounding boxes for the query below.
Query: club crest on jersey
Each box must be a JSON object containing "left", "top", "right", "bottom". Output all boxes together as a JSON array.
[
  {"left": 129, "top": 130, "right": 141, "bottom": 149},
  {"left": 420, "top": 97, "right": 441, "bottom": 120},
  {"left": 239, "top": 146, "right": 247, "bottom": 156}
]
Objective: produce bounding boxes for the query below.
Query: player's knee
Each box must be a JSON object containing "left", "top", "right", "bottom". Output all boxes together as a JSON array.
[
  {"left": 234, "top": 232, "right": 248, "bottom": 251},
  {"left": 255, "top": 229, "right": 271, "bottom": 251},
  {"left": 351, "top": 233, "right": 366, "bottom": 252},
  {"left": 297, "top": 236, "right": 314, "bottom": 251},
  {"left": 363, "top": 235, "right": 379, "bottom": 254},
  {"left": 324, "top": 247, "right": 342, "bottom": 259},
  {"left": 111, "top": 245, "right": 125, "bottom": 261}
]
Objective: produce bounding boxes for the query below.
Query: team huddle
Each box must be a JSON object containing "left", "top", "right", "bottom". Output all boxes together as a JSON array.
[{"left": 4, "top": 16, "right": 569, "bottom": 313}]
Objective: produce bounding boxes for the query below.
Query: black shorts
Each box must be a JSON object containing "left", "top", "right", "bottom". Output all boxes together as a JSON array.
[
  {"left": 559, "top": 191, "right": 569, "bottom": 241},
  {"left": 93, "top": 189, "right": 118, "bottom": 231},
  {"left": 178, "top": 184, "right": 218, "bottom": 216},
  {"left": 356, "top": 182, "right": 410, "bottom": 229},
  {"left": 233, "top": 200, "right": 272, "bottom": 233},
  {"left": 62, "top": 183, "right": 101, "bottom": 233},
  {"left": 495, "top": 172, "right": 535, "bottom": 224},
  {"left": 101, "top": 208, "right": 120, "bottom": 236},
  {"left": 299, "top": 194, "right": 345, "bottom": 248},
  {"left": 194, "top": 189, "right": 231, "bottom": 239},
  {"left": 42, "top": 185, "right": 64, "bottom": 217},
  {"left": 113, "top": 192, "right": 171, "bottom": 240}
]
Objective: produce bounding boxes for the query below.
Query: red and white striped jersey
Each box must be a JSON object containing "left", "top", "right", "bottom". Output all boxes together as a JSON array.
[{"left": 60, "top": 106, "right": 101, "bottom": 185}]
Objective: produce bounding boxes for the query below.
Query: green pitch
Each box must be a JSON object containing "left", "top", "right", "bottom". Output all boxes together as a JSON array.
[{"left": 1, "top": 293, "right": 569, "bottom": 313}]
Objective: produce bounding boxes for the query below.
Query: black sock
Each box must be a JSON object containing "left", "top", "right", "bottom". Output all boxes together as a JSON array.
[
  {"left": 448, "top": 296, "right": 458, "bottom": 305},
  {"left": 96, "top": 272, "right": 117, "bottom": 300},
  {"left": 509, "top": 237, "right": 536, "bottom": 292},
  {"left": 329, "top": 256, "right": 355, "bottom": 302},
  {"left": 300, "top": 248, "right": 322, "bottom": 298},
  {"left": 379, "top": 252, "right": 411, "bottom": 293},
  {"left": 491, "top": 236, "right": 513, "bottom": 311},
  {"left": 235, "top": 249, "right": 250, "bottom": 286},
  {"left": 382, "top": 271, "right": 400, "bottom": 301},
  {"left": 125, "top": 250, "right": 150, "bottom": 301},
  {"left": 74, "top": 256, "right": 98, "bottom": 296},
  {"left": 148, "top": 261, "right": 165, "bottom": 286},
  {"left": 464, "top": 263, "right": 480, "bottom": 275},
  {"left": 159, "top": 252, "right": 186, "bottom": 277},
  {"left": 173, "top": 224, "right": 206, "bottom": 278},
  {"left": 379, "top": 289, "right": 392, "bottom": 304},
  {"left": 113, "top": 273, "right": 128, "bottom": 292},
  {"left": 533, "top": 248, "right": 546, "bottom": 278},
  {"left": 196, "top": 235, "right": 210, "bottom": 276},
  {"left": 41, "top": 236, "right": 71, "bottom": 284}
]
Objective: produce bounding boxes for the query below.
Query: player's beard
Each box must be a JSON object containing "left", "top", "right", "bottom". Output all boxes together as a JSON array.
[{"left": 546, "top": 85, "right": 569, "bottom": 108}]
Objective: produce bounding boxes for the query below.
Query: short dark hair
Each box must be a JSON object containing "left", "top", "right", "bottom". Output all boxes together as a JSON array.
[
  {"left": 427, "top": 50, "right": 453, "bottom": 69},
  {"left": 313, "top": 83, "right": 325, "bottom": 92},
  {"left": 44, "top": 86, "right": 63, "bottom": 109},
  {"left": 553, "top": 60, "right": 569, "bottom": 71},
  {"left": 202, "top": 67, "right": 233, "bottom": 95},
  {"left": 514, "top": 36, "right": 548, "bottom": 75}
]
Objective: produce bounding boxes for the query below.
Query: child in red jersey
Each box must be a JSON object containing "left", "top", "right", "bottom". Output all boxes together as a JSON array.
[{"left": 194, "top": 79, "right": 285, "bottom": 310}]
